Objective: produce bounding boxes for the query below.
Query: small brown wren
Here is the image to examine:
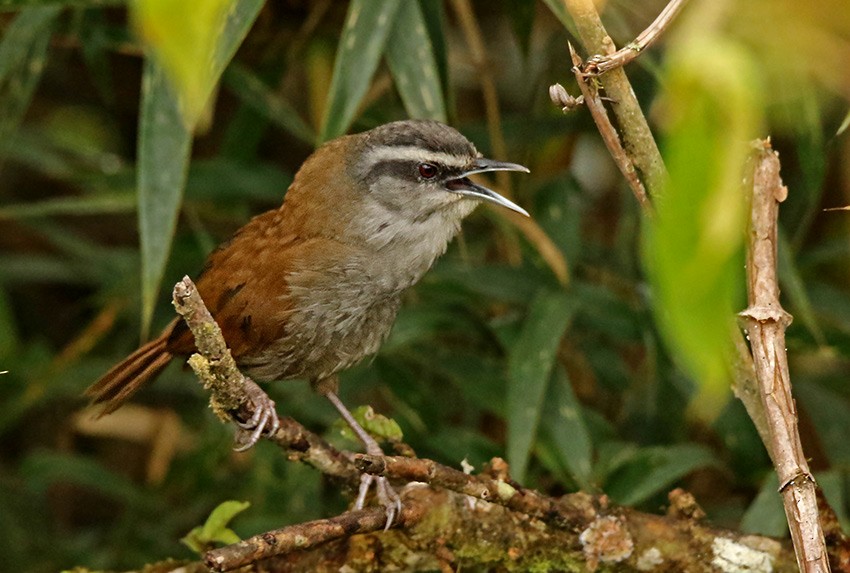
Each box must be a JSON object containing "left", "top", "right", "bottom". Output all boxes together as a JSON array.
[{"left": 87, "top": 119, "right": 529, "bottom": 521}]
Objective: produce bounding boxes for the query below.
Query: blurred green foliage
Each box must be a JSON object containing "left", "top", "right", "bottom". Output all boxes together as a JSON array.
[{"left": 1, "top": 1, "right": 850, "bottom": 571}]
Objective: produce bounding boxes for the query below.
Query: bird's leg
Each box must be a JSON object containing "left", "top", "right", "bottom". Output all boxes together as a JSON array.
[
  {"left": 232, "top": 377, "right": 280, "bottom": 452},
  {"left": 322, "top": 387, "right": 402, "bottom": 528}
]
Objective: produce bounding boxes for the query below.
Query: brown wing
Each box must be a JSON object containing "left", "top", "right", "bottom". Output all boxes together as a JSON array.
[{"left": 166, "top": 209, "right": 298, "bottom": 361}]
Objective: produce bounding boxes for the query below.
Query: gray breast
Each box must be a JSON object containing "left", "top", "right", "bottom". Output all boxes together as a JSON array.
[{"left": 238, "top": 259, "right": 402, "bottom": 383}]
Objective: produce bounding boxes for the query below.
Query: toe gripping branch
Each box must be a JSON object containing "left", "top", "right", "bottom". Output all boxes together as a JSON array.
[
  {"left": 172, "top": 276, "right": 280, "bottom": 450},
  {"left": 172, "top": 276, "right": 400, "bottom": 523}
]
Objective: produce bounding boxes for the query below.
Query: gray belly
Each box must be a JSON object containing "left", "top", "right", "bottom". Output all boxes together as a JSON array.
[{"left": 238, "top": 281, "right": 401, "bottom": 383}]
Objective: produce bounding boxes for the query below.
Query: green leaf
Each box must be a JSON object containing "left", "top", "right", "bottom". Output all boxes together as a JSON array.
[
  {"left": 132, "top": 0, "right": 228, "bottom": 127},
  {"left": 334, "top": 405, "right": 404, "bottom": 444},
  {"left": 131, "top": 0, "right": 262, "bottom": 127},
  {"left": 383, "top": 305, "right": 479, "bottom": 352},
  {"left": 21, "top": 451, "right": 145, "bottom": 505},
  {"left": 181, "top": 500, "right": 250, "bottom": 554},
  {"left": 540, "top": 365, "right": 593, "bottom": 489},
  {"left": 796, "top": 381, "right": 850, "bottom": 467},
  {"left": 137, "top": 59, "right": 192, "bottom": 338},
  {"left": 431, "top": 262, "right": 547, "bottom": 304},
  {"left": 603, "top": 444, "right": 719, "bottom": 506},
  {"left": 643, "top": 37, "right": 762, "bottom": 421},
  {"left": 416, "top": 0, "right": 449, "bottom": 114},
  {"left": 818, "top": 470, "right": 850, "bottom": 532},
  {"left": 385, "top": 0, "right": 446, "bottom": 122},
  {"left": 540, "top": 0, "right": 573, "bottom": 32},
  {"left": 0, "top": 193, "right": 135, "bottom": 219},
  {"left": 186, "top": 158, "right": 291, "bottom": 203},
  {"left": 136, "top": 0, "right": 263, "bottom": 336},
  {"left": 507, "top": 289, "right": 578, "bottom": 482},
  {"left": 211, "top": 0, "right": 265, "bottom": 80},
  {"left": 320, "top": 0, "right": 401, "bottom": 141},
  {"left": 740, "top": 473, "right": 787, "bottom": 536},
  {"left": 837, "top": 107, "right": 850, "bottom": 136},
  {"left": 0, "top": 6, "right": 59, "bottom": 151},
  {"left": 223, "top": 63, "right": 316, "bottom": 146}
]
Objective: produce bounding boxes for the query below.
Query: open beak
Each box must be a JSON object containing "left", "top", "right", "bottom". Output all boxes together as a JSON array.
[{"left": 446, "top": 158, "right": 530, "bottom": 217}]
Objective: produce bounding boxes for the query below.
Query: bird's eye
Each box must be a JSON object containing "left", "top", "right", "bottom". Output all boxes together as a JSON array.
[{"left": 418, "top": 162, "right": 438, "bottom": 179}]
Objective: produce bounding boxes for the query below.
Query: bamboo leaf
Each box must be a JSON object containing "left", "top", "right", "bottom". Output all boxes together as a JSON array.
[
  {"left": 540, "top": 0, "right": 573, "bottom": 32},
  {"left": 0, "top": 6, "right": 59, "bottom": 151},
  {"left": 604, "top": 444, "right": 719, "bottom": 506},
  {"left": 740, "top": 473, "right": 787, "bottom": 536},
  {"left": 777, "top": 231, "right": 825, "bottom": 344},
  {"left": 385, "top": 1, "right": 446, "bottom": 121},
  {"left": 135, "top": 0, "right": 264, "bottom": 336},
  {"left": 541, "top": 365, "right": 593, "bottom": 488},
  {"left": 223, "top": 63, "right": 316, "bottom": 145},
  {"left": 320, "top": 0, "right": 401, "bottom": 141},
  {"left": 22, "top": 451, "right": 145, "bottom": 504},
  {"left": 416, "top": 0, "right": 449, "bottom": 113},
  {"left": 796, "top": 382, "right": 850, "bottom": 467},
  {"left": 0, "top": 193, "right": 135, "bottom": 219},
  {"left": 137, "top": 59, "right": 192, "bottom": 338},
  {"left": 131, "top": 0, "right": 264, "bottom": 127},
  {"left": 507, "top": 289, "right": 578, "bottom": 482}
]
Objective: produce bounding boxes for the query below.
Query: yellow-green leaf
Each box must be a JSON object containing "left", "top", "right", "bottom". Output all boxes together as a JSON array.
[
  {"left": 644, "top": 37, "right": 763, "bottom": 421},
  {"left": 335, "top": 405, "right": 404, "bottom": 444},
  {"left": 181, "top": 500, "right": 250, "bottom": 554},
  {"left": 131, "top": 0, "right": 229, "bottom": 126}
]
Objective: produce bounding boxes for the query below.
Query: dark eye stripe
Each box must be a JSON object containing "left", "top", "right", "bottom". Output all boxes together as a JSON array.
[{"left": 365, "top": 159, "right": 467, "bottom": 184}]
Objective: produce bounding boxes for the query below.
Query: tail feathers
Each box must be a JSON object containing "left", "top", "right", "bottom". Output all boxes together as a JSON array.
[{"left": 86, "top": 334, "right": 173, "bottom": 416}]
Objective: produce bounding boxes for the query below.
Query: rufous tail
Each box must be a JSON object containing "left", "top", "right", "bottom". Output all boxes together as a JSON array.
[{"left": 85, "top": 332, "right": 173, "bottom": 416}]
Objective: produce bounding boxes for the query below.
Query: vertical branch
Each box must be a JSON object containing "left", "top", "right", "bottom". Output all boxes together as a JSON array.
[
  {"left": 563, "top": 45, "right": 651, "bottom": 214},
  {"left": 739, "top": 140, "right": 830, "bottom": 573},
  {"left": 556, "top": 0, "right": 772, "bottom": 463}
]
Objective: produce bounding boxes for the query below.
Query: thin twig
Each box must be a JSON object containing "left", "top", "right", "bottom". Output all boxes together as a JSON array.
[
  {"left": 738, "top": 140, "right": 830, "bottom": 573},
  {"left": 561, "top": 0, "right": 667, "bottom": 198},
  {"left": 204, "top": 497, "right": 428, "bottom": 572},
  {"left": 582, "top": 0, "right": 689, "bottom": 75},
  {"left": 568, "top": 43, "right": 652, "bottom": 214}
]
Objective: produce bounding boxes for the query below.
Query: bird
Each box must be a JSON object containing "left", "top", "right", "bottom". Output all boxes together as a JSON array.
[{"left": 86, "top": 119, "right": 529, "bottom": 523}]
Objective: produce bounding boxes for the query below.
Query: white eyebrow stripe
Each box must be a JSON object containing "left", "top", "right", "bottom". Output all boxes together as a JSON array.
[{"left": 363, "top": 145, "right": 472, "bottom": 171}]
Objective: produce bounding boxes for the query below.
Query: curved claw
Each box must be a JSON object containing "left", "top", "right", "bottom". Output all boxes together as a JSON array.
[
  {"left": 232, "top": 379, "right": 280, "bottom": 452},
  {"left": 355, "top": 473, "right": 402, "bottom": 530},
  {"left": 236, "top": 404, "right": 263, "bottom": 430},
  {"left": 376, "top": 477, "right": 402, "bottom": 530}
]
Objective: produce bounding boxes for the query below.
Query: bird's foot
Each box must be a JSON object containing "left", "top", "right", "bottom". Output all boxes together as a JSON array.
[
  {"left": 323, "top": 390, "right": 403, "bottom": 528},
  {"left": 232, "top": 378, "right": 280, "bottom": 452},
  {"left": 355, "top": 473, "right": 402, "bottom": 529}
]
